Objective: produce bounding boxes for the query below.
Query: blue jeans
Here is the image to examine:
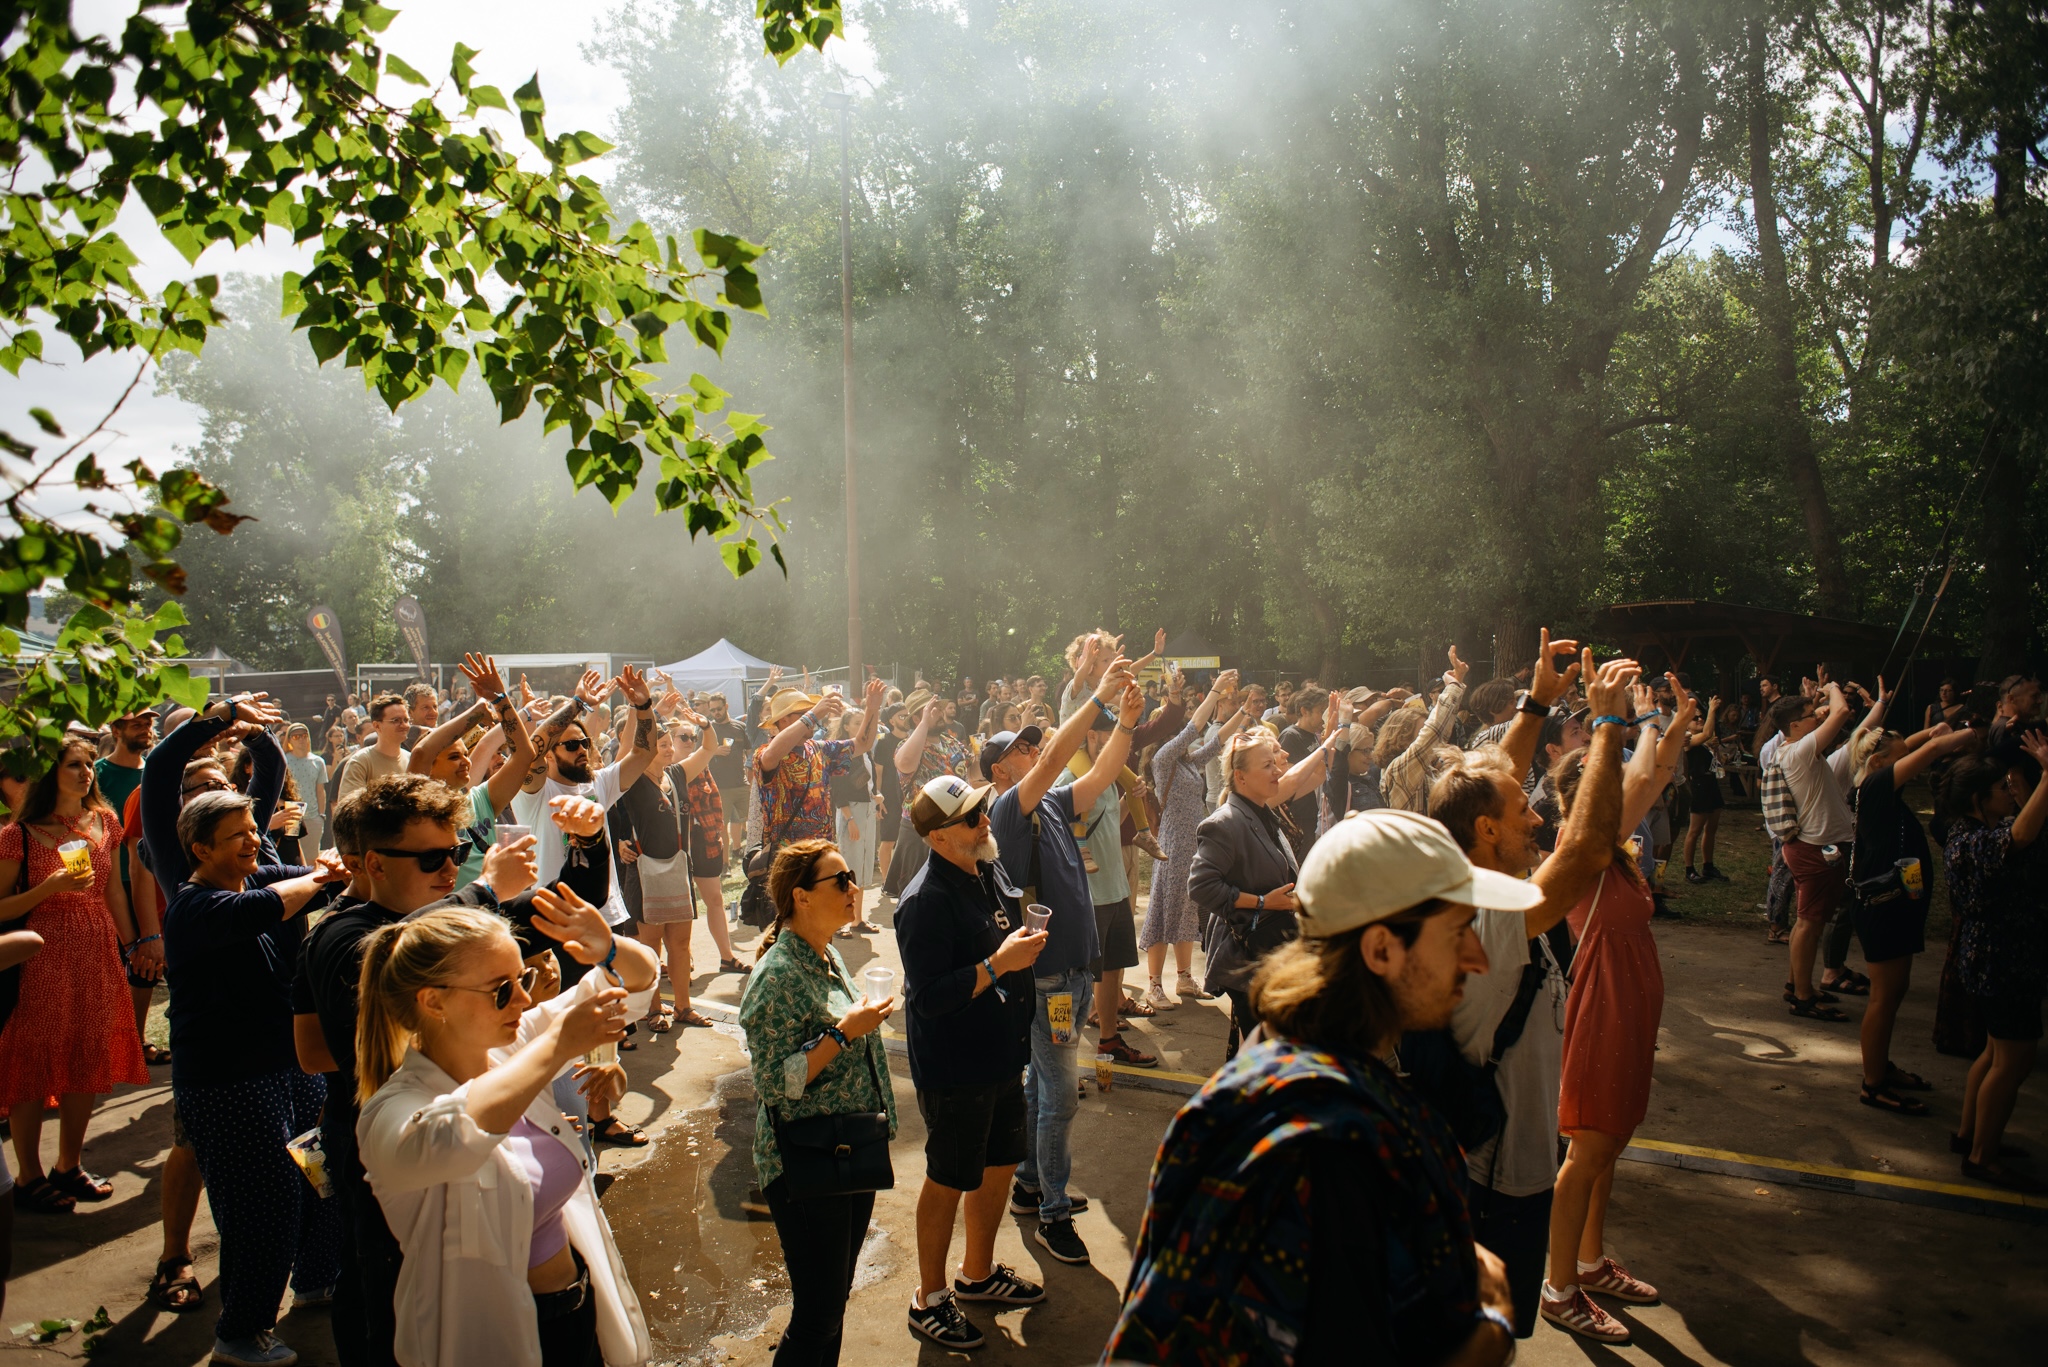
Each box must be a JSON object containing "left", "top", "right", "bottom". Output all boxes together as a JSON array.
[{"left": 1017, "top": 966, "right": 1092, "bottom": 1222}]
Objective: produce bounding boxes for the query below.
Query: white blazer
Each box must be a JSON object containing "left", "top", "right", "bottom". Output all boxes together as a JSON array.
[{"left": 358, "top": 968, "right": 657, "bottom": 1367}]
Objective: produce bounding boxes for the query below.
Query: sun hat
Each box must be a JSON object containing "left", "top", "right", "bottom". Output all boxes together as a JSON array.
[{"left": 765, "top": 688, "right": 819, "bottom": 726}]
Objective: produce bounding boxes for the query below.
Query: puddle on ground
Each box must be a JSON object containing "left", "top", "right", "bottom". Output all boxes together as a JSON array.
[{"left": 605, "top": 1069, "right": 790, "bottom": 1363}]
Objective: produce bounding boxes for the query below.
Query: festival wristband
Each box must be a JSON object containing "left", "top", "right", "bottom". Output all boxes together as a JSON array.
[
  {"left": 1591, "top": 715, "right": 1628, "bottom": 730},
  {"left": 982, "top": 956, "right": 1007, "bottom": 1002},
  {"left": 600, "top": 935, "right": 619, "bottom": 978},
  {"left": 823, "top": 1024, "right": 849, "bottom": 1048}
]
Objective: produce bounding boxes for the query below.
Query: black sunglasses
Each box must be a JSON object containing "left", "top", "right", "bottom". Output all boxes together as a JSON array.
[
  {"left": 555, "top": 737, "right": 592, "bottom": 753},
  {"left": 939, "top": 805, "right": 989, "bottom": 830},
  {"left": 373, "top": 844, "right": 466, "bottom": 873},
  {"left": 446, "top": 965, "right": 542, "bottom": 1011},
  {"left": 181, "top": 777, "right": 233, "bottom": 797},
  {"left": 802, "top": 868, "right": 859, "bottom": 893}
]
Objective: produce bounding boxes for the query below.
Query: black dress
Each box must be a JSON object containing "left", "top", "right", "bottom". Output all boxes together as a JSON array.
[{"left": 1686, "top": 741, "right": 1724, "bottom": 812}]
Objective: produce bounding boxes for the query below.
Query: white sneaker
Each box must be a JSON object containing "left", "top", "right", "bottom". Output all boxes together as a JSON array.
[{"left": 1144, "top": 982, "right": 1178, "bottom": 1010}]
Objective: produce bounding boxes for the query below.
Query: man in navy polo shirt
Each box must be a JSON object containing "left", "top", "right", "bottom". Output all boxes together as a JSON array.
[{"left": 982, "top": 655, "right": 1141, "bottom": 1267}]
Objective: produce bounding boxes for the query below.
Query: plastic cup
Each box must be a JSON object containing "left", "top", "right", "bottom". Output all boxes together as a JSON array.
[
  {"left": 57, "top": 840, "right": 91, "bottom": 878},
  {"left": 1094, "top": 1052, "right": 1115, "bottom": 1092},
  {"left": 863, "top": 965, "right": 896, "bottom": 1004},
  {"left": 1896, "top": 857, "right": 1924, "bottom": 897},
  {"left": 585, "top": 1041, "right": 618, "bottom": 1067},
  {"left": 1024, "top": 904, "right": 1051, "bottom": 933},
  {"left": 496, "top": 823, "right": 532, "bottom": 848}
]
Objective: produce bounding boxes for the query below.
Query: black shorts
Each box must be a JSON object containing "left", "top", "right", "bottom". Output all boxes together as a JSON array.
[
  {"left": 1092, "top": 898, "right": 1137, "bottom": 978},
  {"left": 915, "top": 1076, "right": 1027, "bottom": 1192},
  {"left": 1855, "top": 894, "right": 1928, "bottom": 963},
  {"left": 687, "top": 819, "right": 725, "bottom": 874},
  {"left": 1972, "top": 991, "right": 2044, "bottom": 1043}
]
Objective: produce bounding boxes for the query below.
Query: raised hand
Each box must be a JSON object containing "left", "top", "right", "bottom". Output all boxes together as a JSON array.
[
  {"left": 1209, "top": 668, "right": 1240, "bottom": 698},
  {"left": 1667, "top": 672, "right": 1698, "bottom": 730},
  {"left": 814, "top": 690, "right": 848, "bottom": 723},
  {"left": 1323, "top": 689, "right": 1344, "bottom": 737},
  {"left": 1118, "top": 681, "right": 1145, "bottom": 727},
  {"left": 1630, "top": 681, "right": 1656, "bottom": 719},
  {"left": 461, "top": 653, "right": 506, "bottom": 702},
  {"left": 575, "top": 669, "right": 608, "bottom": 710},
  {"left": 518, "top": 674, "right": 537, "bottom": 709},
  {"left": 530, "top": 886, "right": 617, "bottom": 967},
  {"left": 863, "top": 675, "right": 887, "bottom": 710},
  {"left": 1585, "top": 654, "right": 1641, "bottom": 721},
  {"left": 1528, "top": 628, "right": 1582, "bottom": 707},
  {"left": 618, "top": 664, "right": 652, "bottom": 708},
  {"left": 548, "top": 794, "right": 606, "bottom": 838},
  {"left": 2019, "top": 729, "right": 2048, "bottom": 772},
  {"left": 1446, "top": 645, "right": 1470, "bottom": 686},
  {"left": 482, "top": 834, "right": 538, "bottom": 899}
]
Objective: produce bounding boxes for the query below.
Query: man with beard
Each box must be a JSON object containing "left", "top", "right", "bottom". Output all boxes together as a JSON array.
[
  {"left": 1107, "top": 809, "right": 1520, "bottom": 1365},
  {"left": 896, "top": 776, "right": 1050, "bottom": 1348}
]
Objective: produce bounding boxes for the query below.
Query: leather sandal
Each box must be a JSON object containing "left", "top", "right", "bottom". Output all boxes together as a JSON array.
[
  {"left": 148, "top": 1257, "right": 203, "bottom": 1313},
  {"left": 1788, "top": 994, "right": 1851, "bottom": 1022},
  {"left": 1859, "top": 1082, "right": 1928, "bottom": 1116}
]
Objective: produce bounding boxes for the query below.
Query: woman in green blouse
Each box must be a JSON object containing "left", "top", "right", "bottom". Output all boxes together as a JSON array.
[{"left": 738, "top": 838, "right": 897, "bottom": 1367}]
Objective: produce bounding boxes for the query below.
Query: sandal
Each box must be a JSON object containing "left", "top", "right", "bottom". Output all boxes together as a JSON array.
[
  {"left": 644, "top": 1003, "right": 676, "bottom": 1034},
  {"left": 1951, "top": 1133, "right": 2028, "bottom": 1159},
  {"left": 1784, "top": 981, "right": 1839, "bottom": 1005},
  {"left": 12, "top": 1176, "right": 75, "bottom": 1214},
  {"left": 148, "top": 1256, "right": 203, "bottom": 1313},
  {"left": 592, "top": 1117, "right": 650, "bottom": 1147},
  {"left": 1118, "top": 995, "right": 1156, "bottom": 1018},
  {"left": 1820, "top": 972, "right": 1870, "bottom": 996},
  {"left": 718, "top": 957, "right": 752, "bottom": 975},
  {"left": 1764, "top": 928, "right": 1791, "bottom": 945},
  {"left": 48, "top": 1165, "right": 114, "bottom": 1203},
  {"left": 1884, "top": 1064, "right": 1932, "bottom": 1092},
  {"left": 1859, "top": 1083, "right": 1928, "bottom": 1116},
  {"left": 677, "top": 1008, "right": 714, "bottom": 1028},
  {"left": 1788, "top": 995, "right": 1851, "bottom": 1022},
  {"left": 142, "top": 1042, "right": 172, "bottom": 1066}
]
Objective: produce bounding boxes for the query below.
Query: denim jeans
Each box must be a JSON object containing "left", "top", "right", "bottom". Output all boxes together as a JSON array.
[{"left": 1017, "top": 966, "right": 1092, "bottom": 1221}]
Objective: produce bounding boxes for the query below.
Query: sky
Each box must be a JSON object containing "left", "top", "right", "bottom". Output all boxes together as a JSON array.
[{"left": 0, "top": 0, "right": 878, "bottom": 526}]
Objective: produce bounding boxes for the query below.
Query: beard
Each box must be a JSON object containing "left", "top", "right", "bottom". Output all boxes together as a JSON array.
[
  {"left": 1392, "top": 954, "right": 1465, "bottom": 1032},
  {"left": 974, "top": 833, "right": 1000, "bottom": 863},
  {"left": 554, "top": 759, "right": 594, "bottom": 785}
]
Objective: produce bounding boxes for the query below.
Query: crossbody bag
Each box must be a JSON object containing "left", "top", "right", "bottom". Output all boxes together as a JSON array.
[{"left": 767, "top": 964, "right": 895, "bottom": 1199}]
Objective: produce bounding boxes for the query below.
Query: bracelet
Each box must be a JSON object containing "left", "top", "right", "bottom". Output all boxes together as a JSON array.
[
  {"left": 1590, "top": 715, "right": 1628, "bottom": 730},
  {"left": 823, "top": 1024, "right": 849, "bottom": 1048},
  {"left": 982, "top": 956, "right": 1008, "bottom": 1002},
  {"left": 600, "top": 935, "right": 618, "bottom": 977},
  {"left": 1255, "top": 893, "right": 1265, "bottom": 911}
]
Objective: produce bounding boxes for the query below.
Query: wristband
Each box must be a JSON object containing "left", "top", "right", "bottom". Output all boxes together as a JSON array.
[
  {"left": 1590, "top": 715, "right": 1628, "bottom": 730},
  {"left": 1255, "top": 893, "right": 1265, "bottom": 912},
  {"left": 134, "top": 933, "right": 162, "bottom": 945},
  {"left": 600, "top": 935, "right": 618, "bottom": 978},
  {"left": 823, "top": 1024, "right": 849, "bottom": 1048},
  {"left": 982, "top": 956, "right": 1008, "bottom": 1002}
]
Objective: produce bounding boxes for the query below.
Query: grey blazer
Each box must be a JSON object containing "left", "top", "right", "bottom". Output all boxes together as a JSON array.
[{"left": 1189, "top": 792, "right": 1301, "bottom": 992}]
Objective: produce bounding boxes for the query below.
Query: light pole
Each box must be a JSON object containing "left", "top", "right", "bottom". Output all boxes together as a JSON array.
[{"left": 823, "top": 89, "right": 860, "bottom": 688}]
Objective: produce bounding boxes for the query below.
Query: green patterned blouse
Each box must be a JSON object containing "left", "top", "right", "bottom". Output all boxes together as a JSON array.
[{"left": 737, "top": 928, "right": 898, "bottom": 1188}]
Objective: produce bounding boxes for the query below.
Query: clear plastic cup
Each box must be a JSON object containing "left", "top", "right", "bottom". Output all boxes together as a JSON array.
[
  {"left": 496, "top": 823, "right": 532, "bottom": 847},
  {"left": 585, "top": 1041, "right": 618, "bottom": 1067},
  {"left": 57, "top": 840, "right": 91, "bottom": 878},
  {"left": 1024, "top": 904, "right": 1051, "bottom": 933},
  {"left": 863, "top": 965, "right": 895, "bottom": 1004},
  {"left": 1094, "top": 1052, "right": 1115, "bottom": 1092}
]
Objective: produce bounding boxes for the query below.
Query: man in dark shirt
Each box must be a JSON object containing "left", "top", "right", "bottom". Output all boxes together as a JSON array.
[
  {"left": 896, "top": 776, "right": 1049, "bottom": 1349},
  {"left": 289, "top": 775, "right": 537, "bottom": 1367},
  {"left": 1277, "top": 686, "right": 1329, "bottom": 859}
]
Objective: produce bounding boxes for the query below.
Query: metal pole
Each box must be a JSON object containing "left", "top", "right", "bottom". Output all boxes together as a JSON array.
[{"left": 826, "top": 91, "right": 860, "bottom": 687}]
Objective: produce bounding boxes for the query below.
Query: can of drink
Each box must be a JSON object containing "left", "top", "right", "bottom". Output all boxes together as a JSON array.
[
  {"left": 57, "top": 840, "right": 92, "bottom": 878},
  {"left": 1895, "top": 857, "right": 1924, "bottom": 897},
  {"left": 1094, "top": 1052, "right": 1115, "bottom": 1092}
]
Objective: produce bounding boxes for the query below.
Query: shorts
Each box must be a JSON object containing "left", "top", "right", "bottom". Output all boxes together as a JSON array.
[
  {"left": 688, "top": 819, "right": 726, "bottom": 874},
  {"left": 1092, "top": 898, "right": 1137, "bottom": 978},
  {"left": 1973, "top": 991, "right": 2044, "bottom": 1043},
  {"left": 1855, "top": 893, "right": 1928, "bottom": 963},
  {"left": 1781, "top": 840, "right": 1845, "bottom": 925},
  {"left": 915, "top": 1076, "right": 1027, "bottom": 1192}
]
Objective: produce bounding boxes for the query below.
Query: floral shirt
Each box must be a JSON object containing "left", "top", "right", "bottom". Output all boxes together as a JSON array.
[
  {"left": 1945, "top": 818, "right": 2047, "bottom": 1001},
  {"left": 755, "top": 737, "right": 855, "bottom": 851},
  {"left": 905, "top": 732, "right": 968, "bottom": 794},
  {"left": 737, "top": 930, "right": 897, "bottom": 1188}
]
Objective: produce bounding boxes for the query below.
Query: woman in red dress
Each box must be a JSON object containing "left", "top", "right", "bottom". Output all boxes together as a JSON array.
[
  {"left": 0, "top": 737, "right": 150, "bottom": 1212},
  {"left": 1539, "top": 676, "right": 1694, "bottom": 1346}
]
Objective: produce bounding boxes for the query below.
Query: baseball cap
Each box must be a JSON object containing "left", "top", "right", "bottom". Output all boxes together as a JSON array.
[
  {"left": 1295, "top": 809, "right": 1542, "bottom": 937},
  {"left": 978, "top": 725, "right": 1043, "bottom": 779},
  {"left": 911, "top": 774, "right": 995, "bottom": 836}
]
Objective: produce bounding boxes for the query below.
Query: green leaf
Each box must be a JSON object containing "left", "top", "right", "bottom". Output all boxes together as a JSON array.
[
  {"left": 27, "top": 408, "right": 63, "bottom": 437},
  {"left": 451, "top": 42, "right": 479, "bottom": 95},
  {"left": 384, "top": 53, "right": 430, "bottom": 87}
]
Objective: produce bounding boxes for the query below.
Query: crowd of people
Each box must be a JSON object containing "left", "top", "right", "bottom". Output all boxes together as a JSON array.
[{"left": 0, "top": 626, "right": 2037, "bottom": 1366}]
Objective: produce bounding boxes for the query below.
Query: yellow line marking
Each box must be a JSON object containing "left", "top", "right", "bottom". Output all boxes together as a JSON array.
[{"left": 1628, "top": 1137, "right": 2048, "bottom": 1210}]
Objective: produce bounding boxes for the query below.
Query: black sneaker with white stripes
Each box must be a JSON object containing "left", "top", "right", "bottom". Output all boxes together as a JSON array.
[
  {"left": 954, "top": 1263, "right": 1045, "bottom": 1305},
  {"left": 909, "top": 1289, "right": 986, "bottom": 1349},
  {"left": 1008, "top": 1181, "right": 1090, "bottom": 1216}
]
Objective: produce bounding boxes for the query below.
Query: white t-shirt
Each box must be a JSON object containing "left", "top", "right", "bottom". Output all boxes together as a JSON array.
[
  {"left": 511, "top": 762, "right": 630, "bottom": 927},
  {"left": 1452, "top": 907, "right": 1566, "bottom": 1197},
  {"left": 1777, "top": 729, "right": 1855, "bottom": 846},
  {"left": 1758, "top": 732, "right": 1783, "bottom": 772}
]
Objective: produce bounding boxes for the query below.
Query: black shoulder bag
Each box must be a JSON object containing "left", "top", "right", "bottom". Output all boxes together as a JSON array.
[
  {"left": 1399, "top": 936, "right": 1551, "bottom": 1151},
  {"left": 768, "top": 1000, "right": 895, "bottom": 1199}
]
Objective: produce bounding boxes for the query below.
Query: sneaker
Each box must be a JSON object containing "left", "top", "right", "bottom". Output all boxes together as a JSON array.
[
  {"left": 1143, "top": 982, "right": 1179, "bottom": 1011},
  {"left": 1704, "top": 863, "right": 1730, "bottom": 882},
  {"left": 1175, "top": 978, "right": 1214, "bottom": 1001},
  {"left": 1539, "top": 1288, "right": 1630, "bottom": 1344},
  {"left": 955, "top": 1263, "right": 1046, "bottom": 1305},
  {"left": 908, "top": 1289, "right": 985, "bottom": 1348},
  {"left": 1034, "top": 1218, "right": 1090, "bottom": 1265},
  {"left": 1684, "top": 867, "right": 1705, "bottom": 884},
  {"left": 1009, "top": 1181, "right": 1088, "bottom": 1216},
  {"left": 212, "top": 1332, "right": 299, "bottom": 1366},
  {"left": 291, "top": 1284, "right": 336, "bottom": 1309},
  {"left": 1579, "top": 1257, "right": 1659, "bottom": 1304},
  {"left": 1102, "top": 1036, "right": 1159, "bottom": 1068}
]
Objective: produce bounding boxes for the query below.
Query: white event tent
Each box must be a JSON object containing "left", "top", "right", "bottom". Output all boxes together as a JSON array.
[{"left": 653, "top": 639, "right": 793, "bottom": 716}]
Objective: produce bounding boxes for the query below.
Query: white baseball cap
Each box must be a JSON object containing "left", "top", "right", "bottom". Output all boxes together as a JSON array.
[
  {"left": 911, "top": 774, "right": 995, "bottom": 837},
  {"left": 1296, "top": 809, "right": 1542, "bottom": 937}
]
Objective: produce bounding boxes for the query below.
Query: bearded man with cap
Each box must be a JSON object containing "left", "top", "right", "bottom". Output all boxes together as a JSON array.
[
  {"left": 981, "top": 655, "right": 1140, "bottom": 1268},
  {"left": 1106, "top": 809, "right": 1522, "bottom": 1367},
  {"left": 754, "top": 676, "right": 888, "bottom": 861},
  {"left": 895, "top": 776, "right": 1052, "bottom": 1349}
]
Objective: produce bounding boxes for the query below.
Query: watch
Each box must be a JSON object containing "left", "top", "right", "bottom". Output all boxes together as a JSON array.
[{"left": 1517, "top": 694, "right": 1552, "bottom": 718}]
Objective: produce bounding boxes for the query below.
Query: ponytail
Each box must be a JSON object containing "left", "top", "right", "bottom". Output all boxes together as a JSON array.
[
  {"left": 354, "top": 908, "right": 509, "bottom": 1104},
  {"left": 758, "top": 837, "right": 836, "bottom": 964}
]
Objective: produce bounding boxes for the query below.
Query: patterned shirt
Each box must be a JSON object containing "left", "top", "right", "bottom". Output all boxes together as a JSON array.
[
  {"left": 1945, "top": 818, "right": 2047, "bottom": 1001},
  {"left": 736, "top": 929, "right": 897, "bottom": 1188},
  {"left": 1108, "top": 1037, "right": 1479, "bottom": 1366},
  {"left": 684, "top": 769, "right": 723, "bottom": 834},
  {"left": 1381, "top": 682, "right": 1464, "bottom": 813},
  {"left": 755, "top": 737, "right": 855, "bottom": 851},
  {"left": 904, "top": 731, "right": 968, "bottom": 793}
]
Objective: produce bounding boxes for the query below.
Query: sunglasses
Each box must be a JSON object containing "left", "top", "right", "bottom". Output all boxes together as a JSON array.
[
  {"left": 373, "top": 844, "right": 467, "bottom": 873},
  {"left": 181, "top": 777, "right": 233, "bottom": 797},
  {"left": 446, "top": 965, "right": 542, "bottom": 1011},
  {"left": 802, "top": 868, "right": 860, "bottom": 893},
  {"left": 555, "top": 737, "right": 592, "bottom": 754},
  {"left": 939, "top": 805, "right": 990, "bottom": 830}
]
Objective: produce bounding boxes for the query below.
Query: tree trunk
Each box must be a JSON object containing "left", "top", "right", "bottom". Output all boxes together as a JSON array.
[
  {"left": 1747, "top": 15, "right": 1855, "bottom": 618},
  {"left": 1976, "top": 122, "right": 2037, "bottom": 676},
  {"left": 1493, "top": 609, "right": 1536, "bottom": 683}
]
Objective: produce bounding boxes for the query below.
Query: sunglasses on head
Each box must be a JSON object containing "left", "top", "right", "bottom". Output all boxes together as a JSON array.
[
  {"left": 555, "top": 737, "right": 592, "bottom": 753},
  {"left": 446, "top": 965, "right": 542, "bottom": 1011},
  {"left": 802, "top": 868, "right": 859, "bottom": 893},
  {"left": 373, "top": 844, "right": 466, "bottom": 873}
]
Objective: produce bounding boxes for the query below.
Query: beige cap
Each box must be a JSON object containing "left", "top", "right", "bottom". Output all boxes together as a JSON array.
[{"left": 1295, "top": 809, "right": 1542, "bottom": 937}]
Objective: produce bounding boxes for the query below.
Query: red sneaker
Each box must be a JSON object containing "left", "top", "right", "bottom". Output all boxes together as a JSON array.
[
  {"left": 1580, "top": 1257, "right": 1659, "bottom": 1305},
  {"left": 1540, "top": 1287, "right": 1631, "bottom": 1343}
]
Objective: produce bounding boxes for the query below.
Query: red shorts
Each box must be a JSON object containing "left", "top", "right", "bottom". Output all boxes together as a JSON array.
[{"left": 1781, "top": 839, "right": 1845, "bottom": 925}]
